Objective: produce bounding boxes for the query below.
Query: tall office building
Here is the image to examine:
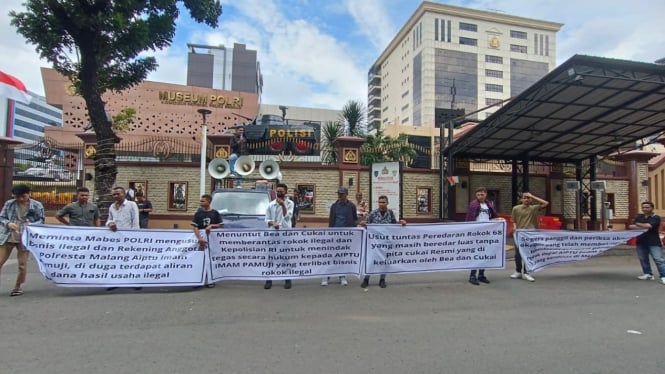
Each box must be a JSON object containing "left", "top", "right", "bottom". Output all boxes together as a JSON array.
[
  {"left": 368, "top": 2, "right": 562, "bottom": 132},
  {"left": 3, "top": 92, "right": 63, "bottom": 143},
  {"left": 186, "top": 43, "right": 263, "bottom": 96}
]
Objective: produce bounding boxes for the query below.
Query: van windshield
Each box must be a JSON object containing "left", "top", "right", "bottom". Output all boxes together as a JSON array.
[{"left": 211, "top": 191, "right": 270, "bottom": 215}]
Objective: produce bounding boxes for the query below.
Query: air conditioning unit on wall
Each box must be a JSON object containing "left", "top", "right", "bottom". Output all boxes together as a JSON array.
[
  {"left": 590, "top": 181, "right": 607, "bottom": 191},
  {"left": 564, "top": 181, "right": 580, "bottom": 190}
]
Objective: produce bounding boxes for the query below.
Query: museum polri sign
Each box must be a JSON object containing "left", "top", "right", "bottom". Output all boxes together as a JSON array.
[{"left": 158, "top": 91, "right": 243, "bottom": 109}]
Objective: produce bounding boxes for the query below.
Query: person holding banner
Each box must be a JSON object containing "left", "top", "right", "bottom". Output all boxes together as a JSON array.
[
  {"left": 264, "top": 183, "right": 295, "bottom": 290},
  {"left": 0, "top": 184, "right": 45, "bottom": 296},
  {"left": 107, "top": 186, "right": 140, "bottom": 232},
  {"left": 56, "top": 187, "right": 100, "bottom": 227},
  {"left": 321, "top": 186, "right": 358, "bottom": 286},
  {"left": 465, "top": 187, "right": 498, "bottom": 285},
  {"left": 192, "top": 194, "right": 223, "bottom": 289},
  {"left": 628, "top": 201, "right": 665, "bottom": 284},
  {"left": 360, "top": 195, "right": 406, "bottom": 288},
  {"left": 106, "top": 186, "right": 140, "bottom": 291},
  {"left": 510, "top": 192, "right": 549, "bottom": 282}
]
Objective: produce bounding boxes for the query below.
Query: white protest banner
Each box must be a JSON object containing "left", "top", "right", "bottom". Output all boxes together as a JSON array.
[
  {"left": 23, "top": 225, "right": 206, "bottom": 287},
  {"left": 207, "top": 228, "right": 364, "bottom": 281},
  {"left": 514, "top": 229, "right": 643, "bottom": 273},
  {"left": 365, "top": 221, "right": 506, "bottom": 275}
]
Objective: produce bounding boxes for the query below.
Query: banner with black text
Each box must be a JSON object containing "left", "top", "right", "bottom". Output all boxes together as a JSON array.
[
  {"left": 514, "top": 229, "right": 642, "bottom": 272},
  {"left": 207, "top": 228, "right": 364, "bottom": 281},
  {"left": 364, "top": 221, "right": 506, "bottom": 274},
  {"left": 23, "top": 225, "right": 206, "bottom": 287}
]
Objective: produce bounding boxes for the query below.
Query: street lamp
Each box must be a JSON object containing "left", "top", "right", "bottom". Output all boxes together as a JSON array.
[{"left": 197, "top": 108, "right": 212, "bottom": 196}]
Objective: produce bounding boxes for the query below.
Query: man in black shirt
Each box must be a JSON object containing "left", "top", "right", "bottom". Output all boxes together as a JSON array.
[
  {"left": 191, "top": 194, "right": 223, "bottom": 288},
  {"left": 629, "top": 201, "right": 665, "bottom": 284},
  {"left": 135, "top": 191, "right": 152, "bottom": 229}
]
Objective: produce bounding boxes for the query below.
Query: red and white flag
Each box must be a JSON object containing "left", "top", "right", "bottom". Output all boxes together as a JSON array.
[{"left": 0, "top": 70, "right": 31, "bottom": 104}]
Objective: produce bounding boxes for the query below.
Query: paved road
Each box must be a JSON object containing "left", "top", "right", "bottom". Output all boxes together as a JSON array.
[{"left": 1, "top": 254, "right": 664, "bottom": 374}]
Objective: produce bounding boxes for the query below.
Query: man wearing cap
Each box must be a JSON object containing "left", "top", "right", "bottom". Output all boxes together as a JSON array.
[{"left": 321, "top": 186, "right": 358, "bottom": 286}]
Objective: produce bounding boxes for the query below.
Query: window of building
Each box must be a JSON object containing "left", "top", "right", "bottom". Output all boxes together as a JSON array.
[
  {"left": 510, "top": 30, "right": 527, "bottom": 39},
  {"left": 459, "top": 22, "right": 477, "bottom": 32},
  {"left": 545, "top": 35, "right": 549, "bottom": 56},
  {"left": 485, "top": 69, "right": 503, "bottom": 78},
  {"left": 401, "top": 90, "right": 409, "bottom": 98},
  {"left": 534, "top": 33, "right": 539, "bottom": 55},
  {"left": 485, "top": 55, "right": 503, "bottom": 64},
  {"left": 510, "top": 44, "right": 528, "bottom": 53},
  {"left": 401, "top": 103, "right": 409, "bottom": 111},
  {"left": 401, "top": 117, "right": 410, "bottom": 124},
  {"left": 447, "top": 20, "right": 451, "bottom": 42},
  {"left": 459, "top": 37, "right": 478, "bottom": 46},
  {"left": 485, "top": 98, "right": 503, "bottom": 106},
  {"left": 434, "top": 18, "right": 439, "bottom": 41},
  {"left": 485, "top": 84, "right": 503, "bottom": 93},
  {"left": 539, "top": 34, "right": 544, "bottom": 56}
]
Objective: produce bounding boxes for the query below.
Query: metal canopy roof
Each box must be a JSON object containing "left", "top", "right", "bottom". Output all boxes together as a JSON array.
[{"left": 444, "top": 55, "right": 665, "bottom": 164}]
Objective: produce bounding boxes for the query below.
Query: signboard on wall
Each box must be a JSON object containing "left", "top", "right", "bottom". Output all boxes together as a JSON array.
[{"left": 370, "top": 161, "right": 402, "bottom": 219}]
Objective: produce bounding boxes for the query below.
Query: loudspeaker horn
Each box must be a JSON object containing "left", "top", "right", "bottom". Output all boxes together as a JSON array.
[
  {"left": 208, "top": 158, "right": 230, "bottom": 179},
  {"left": 235, "top": 155, "right": 255, "bottom": 176},
  {"left": 259, "top": 159, "right": 280, "bottom": 180}
]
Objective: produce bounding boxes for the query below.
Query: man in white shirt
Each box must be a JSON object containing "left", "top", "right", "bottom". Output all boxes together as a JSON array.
[
  {"left": 264, "top": 183, "right": 294, "bottom": 290},
  {"left": 107, "top": 186, "right": 140, "bottom": 231},
  {"left": 105, "top": 186, "right": 140, "bottom": 291}
]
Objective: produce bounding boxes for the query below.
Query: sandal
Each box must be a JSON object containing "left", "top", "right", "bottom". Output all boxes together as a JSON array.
[
  {"left": 10, "top": 289, "right": 23, "bottom": 297},
  {"left": 205, "top": 283, "right": 216, "bottom": 288}
]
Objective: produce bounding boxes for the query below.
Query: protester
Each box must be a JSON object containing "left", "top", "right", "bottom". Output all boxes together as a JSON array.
[
  {"left": 264, "top": 183, "right": 294, "bottom": 290},
  {"left": 106, "top": 186, "right": 140, "bottom": 231},
  {"left": 56, "top": 187, "right": 100, "bottom": 227},
  {"left": 0, "top": 184, "right": 45, "bottom": 296},
  {"left": 229, "top": 126, "right": 249, "bottom": 186},
  {"left": 192, "top": 194, "right": 223, "bottom": 289},
  {"left": 360, "top": 195, "right": 406, "bottom": 288},
  {"left": 291, "top": 188, "right": 302, "bottom": 228},
  {"left": 322, "top": 186, "right": 358, "bottom": 286},
  {"left": 465, "top": 187, "right": 498, "bottom": 285},
  {"left": 105, "top": 186, "right": 140, "bottom": 291},
  {"left": 628, "top": 201, "right": 665, "bottom": 284},
  {"left": 135, "top": 191, "right": 153, "bottom": 229},
  {"left": 510, "top": 192, "right": 549, "bottom": 282},
  {"left": 355, "top": 192, "right": 369, "bottom": 221}
]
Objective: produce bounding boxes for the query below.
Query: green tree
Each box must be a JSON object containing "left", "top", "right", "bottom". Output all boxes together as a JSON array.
[
  {"left": 10, "top": 0, "right": 222, "bottom": 214},
  {"left": 360, "top": 130, "right": 416, "bottom": 166},
  {"left": 321, "top": 120, "right": 344, "bottom": 164},
  {"left": 339, "top": 100, "right": 366, "bottom": 136}
]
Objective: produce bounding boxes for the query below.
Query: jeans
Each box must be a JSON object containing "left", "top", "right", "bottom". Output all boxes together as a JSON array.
[
  {"left": 229, "top": 153, "right": 243, "bottom": 186},
  {"left": 636, "top": 244, "right": 665, "bottom": 278},
  {"left": 0, "top": 242, "right": 30, "bottom": 289}
]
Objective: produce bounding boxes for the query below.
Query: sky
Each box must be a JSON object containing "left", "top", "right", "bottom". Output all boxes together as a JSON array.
[{"left": 1, "top": 0, "right": 664, "bottom": 111}]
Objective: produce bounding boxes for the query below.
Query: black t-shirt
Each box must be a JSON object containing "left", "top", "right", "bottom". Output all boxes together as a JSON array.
[
  {"left": 633, "top": 214, "right": 662, "bottom": 246},
  {"left": 136, "top": 200, "right": 152, "bottom": 220},
  {"left": 191, "top": 209, "right": 223, "bottom": 229}
]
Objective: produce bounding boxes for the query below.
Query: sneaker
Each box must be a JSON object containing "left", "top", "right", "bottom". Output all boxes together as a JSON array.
[
  {"left": 660, "top": 277, "right": 665, "bottom": 285},
  {"left": 320, "top": 278, "right": 328, "bottom": 287},
  {"left": 284, "top": 280, "right": 292, "bottom": 289},
  {"left": 469, "top": 276, "right": 480, "bottom": 285},
  {"left": 522, "top": 273, "right": 535, "bottom": 282},
  {"left": 477, "top": 276, "right": 490, "bottom": 284},
  {"left": 340, "top": 276, "right": 348, "bottom": 286},
  {"left": 360, "top": 278, "right": 369, "bottom": 288},
  {"left": 510, "top": 272, "right": 522, "bottom": 279},
  {"left": 379, "top": 279, "right": 387, "bottom": 288},
  {"left": 637, "top": 274, "right": 654, "bottom": 280},
  {"left": 264, "top": 280, "right": 273, "bottom": 289}
]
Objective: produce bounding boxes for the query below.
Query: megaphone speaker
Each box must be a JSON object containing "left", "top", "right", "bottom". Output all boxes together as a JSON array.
[
  {"left": 259, "top": 159, "right": 280, "bottom": 180},
  {"left": 235, "top": 156, "right": 255, "bottom": 176},
  {"left": 208, "top": 158, "right": 230, "bottom": 179}
]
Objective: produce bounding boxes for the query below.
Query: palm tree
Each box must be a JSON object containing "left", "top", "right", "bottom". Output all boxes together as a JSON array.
[
  {"left": 339, "top": 100, "right": 366, "bottom": 136},
  {"left": 321, "top": 120, "right": 344, "bottom": 164},
  {"left": 360, "top": 130, "right": 416, "bottom": 166}
]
